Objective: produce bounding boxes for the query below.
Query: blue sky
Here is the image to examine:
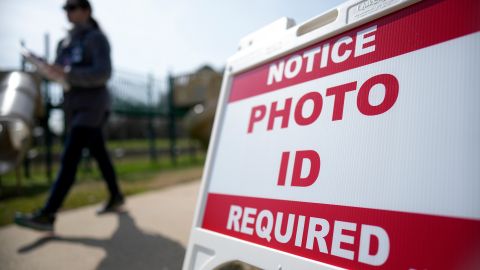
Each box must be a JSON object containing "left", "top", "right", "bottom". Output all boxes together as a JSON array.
[{"left": 0, "top": 0, "right": 345, "bottom": 77}]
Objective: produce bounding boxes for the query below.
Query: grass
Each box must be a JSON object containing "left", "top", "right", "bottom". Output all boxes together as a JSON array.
[
  {"left": 35, "top": 138, "right": 201, "bottom": 154},
  {"left": 0, "top": 154, "right": 205, "bottom": 227}
]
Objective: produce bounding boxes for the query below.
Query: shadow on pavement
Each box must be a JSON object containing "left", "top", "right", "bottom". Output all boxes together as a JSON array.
[{"left": 18, "top": 212, "right": 185, "bottom": 270}]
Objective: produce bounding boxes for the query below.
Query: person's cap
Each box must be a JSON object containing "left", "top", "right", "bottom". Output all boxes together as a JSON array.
[{"left": 62, "top": 0, "right": 92, "bottom": 11}]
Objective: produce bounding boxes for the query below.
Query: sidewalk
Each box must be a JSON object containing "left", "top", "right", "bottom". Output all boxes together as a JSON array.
[{"left": 0, "top": 180, "right": 202, "bottom": 270}]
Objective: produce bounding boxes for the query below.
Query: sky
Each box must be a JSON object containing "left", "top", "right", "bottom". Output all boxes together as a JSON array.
[{"left": 0, "top": 0, "right": 345, "bottom": 77}]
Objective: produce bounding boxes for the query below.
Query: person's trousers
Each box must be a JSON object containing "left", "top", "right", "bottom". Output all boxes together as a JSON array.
[{"left": 43, "top": 126, "right": 121, "bottom": 215}]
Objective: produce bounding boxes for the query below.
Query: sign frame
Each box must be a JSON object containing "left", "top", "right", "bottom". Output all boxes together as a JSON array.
[{"left": 183, "top": 0, "right": 480, "bottom": 269}]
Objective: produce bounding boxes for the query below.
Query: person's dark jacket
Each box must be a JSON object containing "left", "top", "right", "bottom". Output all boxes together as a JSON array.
[{"left": 55, "top": 23, "right": 112, "bottom": 129}]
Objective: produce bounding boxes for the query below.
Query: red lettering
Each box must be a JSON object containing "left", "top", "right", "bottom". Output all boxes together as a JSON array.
[
  {"left": 291, "top": 150, "right": 321, "bottom": 187},
  {"left": 326, "top": 81, "right": 357, "bottom": 121},
  {"left": 268, "top": 98, "right": 292, "bottom": 130},
  {"left": 294, "top": 92, "right": 323, "bottom": 126},
  {"left": 357, "top": 74, "right": 399, "bottom": 116},
  {"left": 248, "top": 105, "right": 267, "bottom": 133},
  {"left": 277, "top": 152, "right": 290, "bottom": 186},
  {"left": 248, "top": 73, "right": 399, "bottom": 134}
]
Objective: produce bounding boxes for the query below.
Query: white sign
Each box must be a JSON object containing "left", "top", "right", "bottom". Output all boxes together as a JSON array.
[{"left": 184, "top": 0, "right": 480, "bottom": 269}]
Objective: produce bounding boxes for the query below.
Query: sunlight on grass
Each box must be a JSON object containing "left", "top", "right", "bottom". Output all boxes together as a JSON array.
[{"left": 0, "top": 154, "right": 205, "bottom": 227}]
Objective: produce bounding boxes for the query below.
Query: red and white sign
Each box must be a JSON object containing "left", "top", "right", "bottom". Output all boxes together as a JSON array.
[{"left": 185, "top": 0, "right": 480, "bottom": 269}]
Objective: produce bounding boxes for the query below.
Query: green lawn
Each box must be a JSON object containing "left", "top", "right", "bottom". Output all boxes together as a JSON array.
[
  {"left": 0, "top": 154, "right": 205, "bottom": 227},
  {"left": 35, "top": 138, "right": 201, "bottom": 154}
]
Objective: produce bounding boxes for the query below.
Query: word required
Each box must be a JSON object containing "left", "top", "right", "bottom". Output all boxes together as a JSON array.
[
  {"left": 267, "top": 25, "right": 377, "bottom": 85},
  {"left": 248, "top": 73, "right": 399, "bottom": 133},
  {"left": 227, "top": 204, "right": 390, "bottom": 266}
]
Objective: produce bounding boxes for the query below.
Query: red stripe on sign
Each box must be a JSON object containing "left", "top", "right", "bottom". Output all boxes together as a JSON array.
[
  {"left": 202, "top": 193, "right": 480, "bottom": 270},
  {"left": 229, "top": 0, "right": 480, "bottom": 103}
]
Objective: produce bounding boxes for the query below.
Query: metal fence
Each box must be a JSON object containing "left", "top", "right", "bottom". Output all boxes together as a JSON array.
[
  {"left": 1, "top": 35, "right": 205, "bottom": 190},
  {"left": 23, "top": 68, "right": 201, "bottom": 183}
]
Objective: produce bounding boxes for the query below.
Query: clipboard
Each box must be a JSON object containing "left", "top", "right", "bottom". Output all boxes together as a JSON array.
[{"left": 20, "top": 44, "right": 70, "bottom": 91}]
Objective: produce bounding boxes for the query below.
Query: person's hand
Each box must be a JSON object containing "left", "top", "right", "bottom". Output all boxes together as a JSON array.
[
  {"left": 44, "top": 64, "right": 66, "bottom": 81},
  {"left": 36, "top": 63, "right": 70, "bottom": 91}
]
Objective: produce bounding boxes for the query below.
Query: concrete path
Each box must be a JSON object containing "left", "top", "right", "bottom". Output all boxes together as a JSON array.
[{"left": 0, "top": 180, "right": 201, "bottom": 270}]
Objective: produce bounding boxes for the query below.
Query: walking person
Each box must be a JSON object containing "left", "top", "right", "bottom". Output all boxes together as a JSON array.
[{"left": 15, "top": 0, "right": 124, "bottom": 232}]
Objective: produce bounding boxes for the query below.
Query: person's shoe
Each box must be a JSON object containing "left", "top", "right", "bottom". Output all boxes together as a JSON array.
[
  {"left": 14, "top": 210, "right": 55, "bottom": 232},
  {"left": 96, "top": 194, "right": 125, "bottom": 215}
]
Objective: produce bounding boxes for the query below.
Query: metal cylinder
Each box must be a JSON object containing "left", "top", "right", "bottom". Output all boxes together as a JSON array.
[{"left": 0, "top": 71, "right": 40, "bottom": 174}]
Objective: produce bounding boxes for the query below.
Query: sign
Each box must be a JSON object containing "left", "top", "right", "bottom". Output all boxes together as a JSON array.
[{"left": 184, "top": 0, "right": 480, "bottom": 269}]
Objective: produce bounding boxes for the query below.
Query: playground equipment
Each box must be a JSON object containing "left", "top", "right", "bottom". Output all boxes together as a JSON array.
[{"left": 0, "top": 71, "right": 41, "bottom": 175}]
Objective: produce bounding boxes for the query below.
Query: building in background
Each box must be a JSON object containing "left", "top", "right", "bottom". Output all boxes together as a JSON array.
[{"left": 174, "top": 65, "right": 223, "bottom": 147}]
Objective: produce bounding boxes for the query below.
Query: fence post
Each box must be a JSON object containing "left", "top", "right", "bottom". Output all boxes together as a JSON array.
[
  {"left": 44, "top": 33, "right": 53, "bottom": 183},
  {"left": 168, "top": 74, "right": 177, "bottom": 165},
  {"left": 20, "top": 40, "right": 26, "bottom": 70},
  {"left": 20, "top": 40, "right": 31, "bottom": 181},
  {"left": 147, "top": 73, "right": 157, "bottom": 162}
]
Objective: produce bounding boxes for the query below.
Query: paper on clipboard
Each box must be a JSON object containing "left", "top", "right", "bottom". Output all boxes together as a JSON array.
[{"left": 20, "top": 44, "right": 70, "bottom": 91}]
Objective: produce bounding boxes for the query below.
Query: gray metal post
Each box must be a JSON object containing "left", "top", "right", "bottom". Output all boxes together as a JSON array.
[
  {"left": 43, "top": 33, "right": 53, "bottom": 183},
  {"left": 20, "top": 40, "right": 30, "bottom": 180},
  {"left": 168, "top": 74, "right": 177, "bottom": 165},
  {"left": 147, "top": 73, "right": 157, "bottom": 162},
  {"left": 20, "top": 40, "right": 26, "bottom": 71}
]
